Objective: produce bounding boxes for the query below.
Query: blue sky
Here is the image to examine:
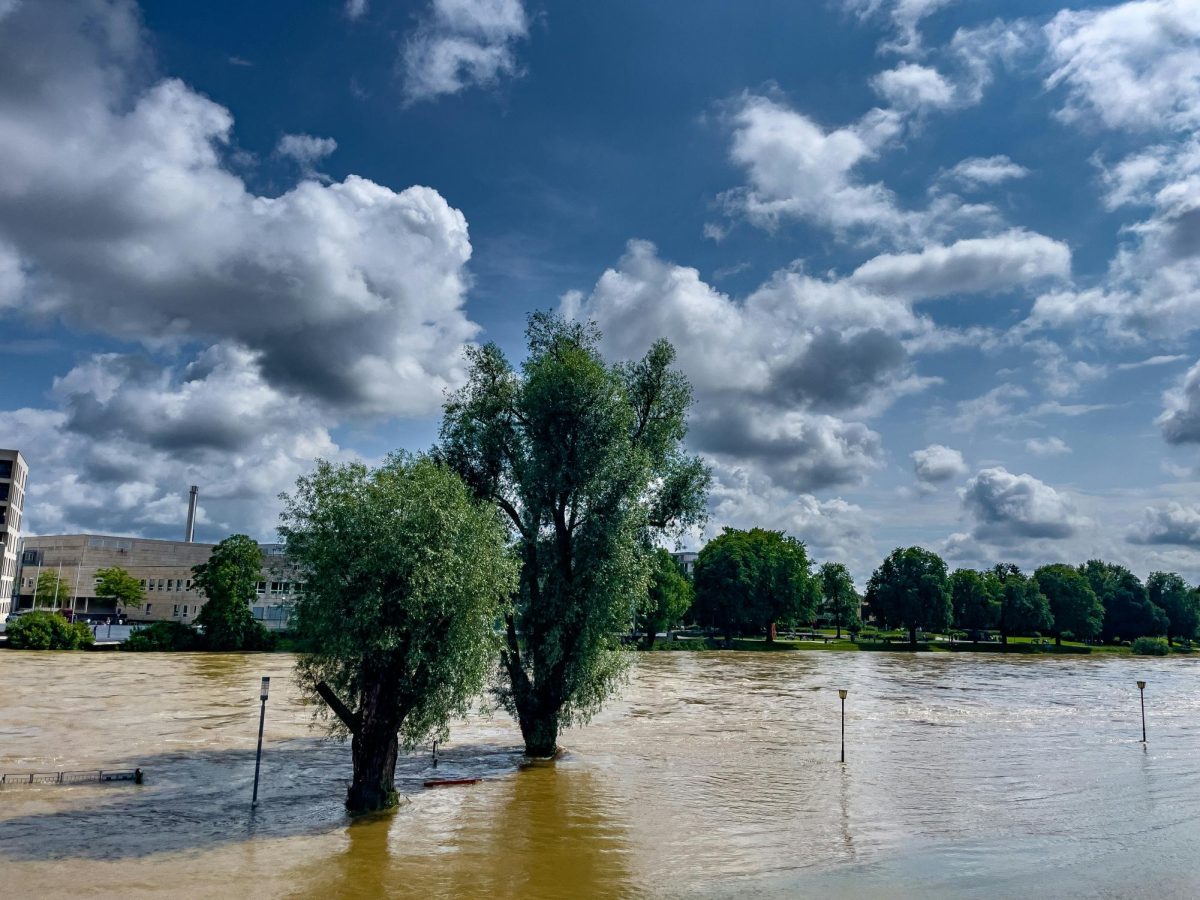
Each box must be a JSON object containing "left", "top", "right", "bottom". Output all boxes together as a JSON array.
[{"left": 3, "top": 0, "right": 1200, "bottom": 584}]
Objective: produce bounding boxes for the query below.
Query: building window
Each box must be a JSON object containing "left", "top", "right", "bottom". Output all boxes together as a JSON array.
[
  {"left": 0, "top": 460, "right": 11, "bottom": 479},
  {"left": 140, "top": 579, "right": 147, "bottom": 590},
  {"left": 252, "top": 607, "right": 265, "bottom": 620},
  {"left": 173, "top": 605, "right": 179, "bottom": 617},
  {"left": 176, "top": 580, "right": 182, "bottom": 592},
  {"left": 167, "top": 579, "right": 174, "bottom": 591},
  {"left": 157, "top": 579, "right": 164, "bottom": 591},
  {"left": 186, "top": 580, "right": 192, "bottom": 591},
  {"left": 0, "top": 483, "right": 8, "bottom": 501},
  {"left": 182, "top": 605, "right": 189, "bottom": 616},
  {"left": 145, "top": 604, "right": 152, "bottom": 614},
  {"left": 256, "top": 581, "right": 266, "bottom": 594}
]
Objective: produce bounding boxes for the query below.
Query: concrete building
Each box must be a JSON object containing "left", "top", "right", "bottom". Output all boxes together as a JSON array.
[
  {"left": 671, "top": 550, "right": 699, "bottom": 577},
  {"left": 15, "top": 533, "right": 301, "bottom": 630},
  {"left": 0, "top": 449, "right": 28, "bottom": 622}
]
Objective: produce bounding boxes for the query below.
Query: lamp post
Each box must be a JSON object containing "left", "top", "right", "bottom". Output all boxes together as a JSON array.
[
  {"left": 1136, "top": 680, "right": 1146, "bottom": 743},
  {"left": 252, "top": 677, "right": 269, "bottom": 806},
  {"left": 838, "top": 689, "right": 848, "bottom": 763}
]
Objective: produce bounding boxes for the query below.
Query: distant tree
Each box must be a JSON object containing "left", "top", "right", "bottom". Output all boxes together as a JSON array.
[
  {"left": 950, "top": 569, "right": 1000, "bottom": 639},
  {"left": 7, "top": 610, "right": 94, "bottom": 650},
  {"left": 1034, "top": 564, "right": 1102, "bottom": 646},
  {"left": 694, "top": 528, "right": 819, "bottom": 642},
  {"left": 639, "top": 549, "right": 692, "bottom": 650},
  {"left": 94, "top": 566, "right": 145, "bottom": 612},
  {"left": 439, "top": 313, "right": 710, "bottom": 757},
  {"left": 192, "top": 534, "right": 272, "bottom": 651},
  {"left": 1146, "top": 572, "right": 1200, "bottom": 645},
  {"left": 996, "top": 568, "right": 1052, "bottom": 645},
  {"left": 819, "top": 562, "right": 860, "bottom": 638},
  {"left": 1080, "top": 560, "right": 1166, "bottom": 642},
  {"left": 31, "top": 570, "right": 73, "bottom": 609},
  {"left": 281, "top": 455, "right": 519, "bottom": 813},
  {"left": 865, "top": 547, "right": 952, "bottom": 648}
]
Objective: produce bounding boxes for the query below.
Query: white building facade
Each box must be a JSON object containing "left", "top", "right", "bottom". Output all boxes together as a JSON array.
[{"left": 0, "top": 449, "right": 28, "bottom": 622}]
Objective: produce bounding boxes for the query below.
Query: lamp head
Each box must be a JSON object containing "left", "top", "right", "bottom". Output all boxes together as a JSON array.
[
  {"left": 1136, "top": 680, "right": 1146, "bottom": 690},
  {"left": 260, "top": 676, "right": 271, "bottom": 700},
  {"left": 838, "top": 689, "right": 848, "bottom": 700}
]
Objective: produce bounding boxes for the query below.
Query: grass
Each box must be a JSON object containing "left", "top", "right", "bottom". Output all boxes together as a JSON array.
[{"left": 647, "top": 634, "right": 1196, "bottom": 657}]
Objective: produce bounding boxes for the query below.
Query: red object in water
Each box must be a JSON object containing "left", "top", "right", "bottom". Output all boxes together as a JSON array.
[{"left": 423, "top": 778, "right": 480, "bottom": 788}]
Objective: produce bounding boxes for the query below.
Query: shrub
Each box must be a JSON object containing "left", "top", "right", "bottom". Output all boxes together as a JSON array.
[
  {"left": 7, "top": 611, "right": 95, "bottom": 650},
  {"left": 121, "top": 621, "right": 201, "bottom": 652},
  {"left": 1132, "top": 636, "right": 1170, "bottom": 656}
]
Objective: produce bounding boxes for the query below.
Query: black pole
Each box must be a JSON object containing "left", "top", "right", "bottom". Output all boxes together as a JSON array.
[
  {"left": 840, "top": 696, "right": 846, "bottom": 763},
  {"left": 252, "top": 676, "right": 269, "bottom": 806},
  {"left": 1140, "top": 686, "right": 1146, "bottom": 743}
]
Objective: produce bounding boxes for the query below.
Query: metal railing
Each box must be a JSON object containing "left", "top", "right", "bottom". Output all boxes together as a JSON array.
[{"left": 0, "top": 768, "right": 142, "bottom": 787}]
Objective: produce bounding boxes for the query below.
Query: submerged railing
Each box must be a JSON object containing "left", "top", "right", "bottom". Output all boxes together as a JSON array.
[{"left": 0, "top": 768, "right": 143, "bottom": 787}]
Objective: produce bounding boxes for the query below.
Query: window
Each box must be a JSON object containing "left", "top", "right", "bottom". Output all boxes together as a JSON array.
[
  {"left": 185, "top": 580, "right": 192, "bottom": 591},
  {"left": 157, "top": 579, "right": 164, "bottom": 591},
  {"left": 140, "top": 579, "right": 147, "bottom": 590},
  {"left": 145, "top": 604, "right": 152, "bottom": 614},
  {"left": 182, "top": 605, "right": 189, "bottom": 616},
  {"left": 270, "top": 581, "right": 284, "bottom": 594},
  {"left": 173, "top": 605, "right": 179, "bottom": 616},
  {"left": 0, "top": 508, "right": 6, "bottom": 526},
  {"left": 176, "top": 580, "right": 182, "bottom": 592},
  {"left": 167, "top": 579, "right": 174, "bottom": 591},
  {"left": 0, "top": 484, "right": 8, "bottom": 501},
  {"left": 0, "top": 460, "right": 11, "bottom": 479},
  {"left": 252, "top": 607, "right": 265, "bottom": 620},
  {"left": 256, "top": 581, "right": 266, "bottom": 594}
]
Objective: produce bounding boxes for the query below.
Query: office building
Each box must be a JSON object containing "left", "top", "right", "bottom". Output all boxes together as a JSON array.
[{"left": 0, "top": 449, "right": 28, "bottom": 622}]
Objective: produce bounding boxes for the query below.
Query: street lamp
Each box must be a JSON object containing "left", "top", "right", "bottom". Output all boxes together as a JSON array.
[
  {"left": 1136, "top": 680, "right": 1146, "bottom": 743},
  {"left": 838, "top": 689, "right": 848, "bottom": 763},
  {"left": 252, "top": 677, "right": 270, "bottom": 806}
]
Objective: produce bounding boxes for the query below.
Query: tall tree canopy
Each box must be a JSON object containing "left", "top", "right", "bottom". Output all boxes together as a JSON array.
[
  {"left": 949, "top": 568, "right": 1000, "bottom": 637},
  {"left": 995, "top": 567, "right": 1053, "bottom": 644},
  {"left": 439, "top": 313, "right": 709, "bottom": 757},
  {"left": 819, "top": 561, "right": 860, "bottom": 638},
  {"left": 281, "top": 456, "right": 519, "bottom": 813},
  {"left": 94, "top": 566, "right": 145, "bottom": 612},
  {"left": 192, "top": 534, "right": 271, "bottom": 651},
  {"left": 1146, "top": 572, "right": 1199, "bottom": 645},
  {"left": 693, "top": 528, "right": 819, "bottom": 641},
  {"left": 1034, "top": 564, "right": 1102, "bottom": 646},
  {"left": 639, "top": 549, "right": 692, "bottom": 650},
  {"left": 1080, "top": 560, "right": 1166, "bottom": 643},
  {"left": 31, "top": 570, "right": 73, "bottom": 608},
  {"left": 865, "top": 547, "right": 951, "bottom": 647}
]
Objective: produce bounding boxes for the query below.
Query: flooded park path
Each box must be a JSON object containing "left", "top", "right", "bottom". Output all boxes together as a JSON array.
[{"left": 1, "top": 650, "right": 1198, "bottom": 898}]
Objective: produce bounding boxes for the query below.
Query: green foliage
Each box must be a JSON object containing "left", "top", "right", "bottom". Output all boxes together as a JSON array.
[
  {"left": 638, "top": 549, "right": 692, "bottom": 649},
  {"left": 121, "top": 621, "right": 201, "bottom": 652},
  {"left": 865, "top": 547, "right": 952, "bottom": 645},
  {"left": 1034, "top": 564, "right": 1102, "bottom": 644},
  {"left": 1131, "top": 636, "right": 1170, "bottom": 656},
  {"left": 1146, "top": 572, "right": 1200, "bottom": 644},
  {"left": 439, "top": 313, "right": 709, "bottom": 756},
  {"left": 31, "top": 570, "right": 73, "bottom": 608},
  {"left": 996, "top": 568, "right": 1053, "bottom": 640},
  {"left": 193, "top": 534, "right": 272, "bottom": 651},
  {"left": 693, "top": 528, "right": 819, "bottom": 640},
  {"left": 6, "top": 610, "right": 94, "bottom": 650},
  {"left": 819, "top": 561, "right": 860, "bottom": 637},
  {"left": 281, "top": 455, "right": 519, "bottom": 810},
  {"left": 95, "top": 566, "right": 145, "bottom": 610},
  {"left": 1080, "top": 560, "right": 1166, "bottom": 642},
  {"left": 950, "top": 568, "right": 1000, "bottom": 633}
]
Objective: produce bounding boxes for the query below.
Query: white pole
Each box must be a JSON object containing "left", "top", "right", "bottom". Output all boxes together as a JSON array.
[{"left": 31, "top": 562, "right": 41, "bottom": 609}]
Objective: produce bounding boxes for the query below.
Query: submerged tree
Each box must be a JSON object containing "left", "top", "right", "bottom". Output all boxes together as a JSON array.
[
  {"left": 819, "top": 562, "right": 860, "bottom": 638},
  {"left": 865, "top": 547, "right": 952, "bottom": 648},
  {"left": 193, "top": 534, "right": 271, "bottom": 651},
  {"left": 440, "top": 313, "right": 709, "bottom": 757},
  {"left": 693, "top": 528, "right": 819, "bottom": 642},
  {"left": 280, "top": 455, "right": 518, "bottom": 813},
  {"left": 1034, "top": 564, "right": 1102, "bottom": 646},
  {"left": 639, "top": 549, "right": 692, "bottom": 650}
]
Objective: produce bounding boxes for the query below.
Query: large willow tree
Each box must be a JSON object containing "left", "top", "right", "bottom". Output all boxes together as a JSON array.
[
  {"left": 440, "top": 313, "right": 709, "bottom": 757},
  {"left": 280, "top": 455, "right": 519, "bottom": 812}
]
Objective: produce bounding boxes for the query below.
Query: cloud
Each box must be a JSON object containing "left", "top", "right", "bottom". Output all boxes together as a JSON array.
[
  {"left": 345, "top": 0, "right": 368, "bottom": 20},
  {"left": 401, "top": 0, "right": 529, "bottom": 104},
  {"left": 843, "top": 0, "right": 957, "bottom": 55},
  {"left": 961, "top": 466, "right": 1086, "bottom": 541},
  {"left": 945, "top": 155, "right": 1029, "bottom": 189},
  {"left": 1045, "top": 0, "right": 1200, "bottom": 133},
  {"left": 1128, "top": 501, "right": 1200, "bottom": 546},
  {"left": 3, "top": 347, "right": 350, "bottom": 540},
  {"left": 1157, "top": 359, "right": 1200, "bottom": 443},
  {"left": 1025, "top": 436, "right": 1071, "bottom": 456},
  {"left": 1116, "top": 354, "right": 1187, "bottom": 370},
  {"left": 950, "top": 384, "right": 1028, "bottom": 432},
  {"left": 871, "top": 63, "right": 956, "bottom": 110},
  {"left": 849, "top": 230, "right": 1070, "bottom": 299},
  {"left": 563, "top": 240, "right": 938, "bottom": 492},
  {"left": 912, "top": 443, "right": 967, "bottom": 485},
  {"left": 0, "top": 1, "right": 479, "bottom": 418},
  {"left": 275, "top": 133, "right": 337, "bottom": 180}
]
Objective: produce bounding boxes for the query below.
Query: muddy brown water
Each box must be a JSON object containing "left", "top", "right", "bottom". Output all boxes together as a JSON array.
[{"left": 1, "top": 650, "right": 1198, "bottom": 899}]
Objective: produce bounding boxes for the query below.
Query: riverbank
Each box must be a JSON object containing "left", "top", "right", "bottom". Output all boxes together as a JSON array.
[{"left": 648, "top": 635, "right": 1195, "bottom": 656}]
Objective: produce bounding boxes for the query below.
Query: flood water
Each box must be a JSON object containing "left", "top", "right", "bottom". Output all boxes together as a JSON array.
[{"left": 1, "top": 650, "right": 1197, "bottom": 899}]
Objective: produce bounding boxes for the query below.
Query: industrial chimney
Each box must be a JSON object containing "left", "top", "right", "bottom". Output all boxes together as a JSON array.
[{"left": 185, "top": 485, "right": 199, "bottom": 542}]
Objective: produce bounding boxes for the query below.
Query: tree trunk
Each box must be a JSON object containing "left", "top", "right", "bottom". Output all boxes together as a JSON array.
[
  {"left": 767, "top": 621, "right": 776, "bottom": 643},
  {"left": 518, "top": 705, "right": 560, "bottom": 758},
  {"left": 1001, "top": 630, "right": 1008, "bottom": 646},
  {"left": 909, "top": 625, "right": 917, "bottom": 649},
  {"left": 835, "top": 616, "right": 842, "bottom": 639},
  {"left": 1055, "top": 632, "right": 1062, "bottom": 647},
  {"left": 346, "top": 725, "right": 400, "bottom": 813},
  {"left": 642, "top": 626, "right": 657, "bottom": 651}
]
